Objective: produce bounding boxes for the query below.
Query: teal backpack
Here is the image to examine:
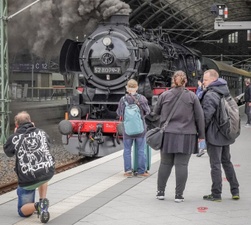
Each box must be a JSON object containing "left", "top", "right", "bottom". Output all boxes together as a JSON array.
[{"left": 123, "top": 95, "right": 144, "bottom": 136}]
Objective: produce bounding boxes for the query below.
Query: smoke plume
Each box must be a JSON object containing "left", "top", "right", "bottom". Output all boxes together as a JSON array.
[{"left": 8, "top": 0, "right": 131, "bottom": 59}]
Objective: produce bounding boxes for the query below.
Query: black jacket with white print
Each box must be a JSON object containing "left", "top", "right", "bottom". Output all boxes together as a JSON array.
[{"left": 4, "top": 122, "right": 55, "bottom": 187}]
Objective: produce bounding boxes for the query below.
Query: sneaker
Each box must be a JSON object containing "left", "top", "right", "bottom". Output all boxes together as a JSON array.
[
  {"left": 175, "top": 195, "right": 184, "bottom": 203},
  {"left": 34, "top": 202, "right": 39, "bottom": 216},
  {"left": 156, "top": 191, "right": 165, "bottom": 200},
  {"left": 197, "top": 149, "right": 206, "bottom": 157},
  {"left": 203, "top": 194, "right": 222, "bottom": 202},
  {"left": 137, "top": 172, "right": 150, "bottom": 178},
  {"left": 244, "top": 124, "right": 250, "bottom": 128},
  {"left": 124, "top": 171, "right": 133, "bottom": 178},
  {"left": 232, "top": 194, "right": 240, "bottom": 200},
  {"left": 39, "top": 198, "right": 50, "bottom": 223}
]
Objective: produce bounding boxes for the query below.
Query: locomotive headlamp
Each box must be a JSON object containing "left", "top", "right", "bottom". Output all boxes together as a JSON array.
[
  {"left": 70, "top": 106, "right": 80, "bottom": 117},
  {"left": 102, "top": 37, "right": 112, "bottom": 46}
]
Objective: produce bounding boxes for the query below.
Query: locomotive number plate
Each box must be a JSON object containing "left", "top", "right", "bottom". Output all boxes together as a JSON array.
[{"left": 94, "top": 67, "right": 121, "bottom": 74}]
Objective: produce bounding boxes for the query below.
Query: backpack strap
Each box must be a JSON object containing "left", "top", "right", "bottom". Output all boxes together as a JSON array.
[
  {"left": 122, "top": 96, "right": 129, "bottom": 106},
  {"left": 123, "top": 94, "right": 141, "bottom": 107},
  {"left": 129, "top": 93, "right": 142, "bottom": 108}
]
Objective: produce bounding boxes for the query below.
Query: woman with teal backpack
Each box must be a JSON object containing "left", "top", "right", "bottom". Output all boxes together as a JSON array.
[{"left": 116, "top": 79, "right": 150, "bottom": 178}]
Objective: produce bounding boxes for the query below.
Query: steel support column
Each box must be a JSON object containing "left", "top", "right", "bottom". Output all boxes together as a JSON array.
[{"left": 0, "top": 0, "right": 10, "bottom": 145}]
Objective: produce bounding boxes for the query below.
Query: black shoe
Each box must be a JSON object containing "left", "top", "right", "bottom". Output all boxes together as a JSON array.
[
  {"left": 232, "top": 194, "right": 240, "bottom": 200},
  {"left": 39, "top": 198, "right": 50, "bottom": 223},
  {"left": 34, "top": 202, "right": 39, "bottom": 217},
  {"left": 175, "top": 195, "right": 184, "bottom": 203},
  {"left": 203, "top": 194, "right": 222, "bottom": 202},
  {"left": 156, "top": 191, "right": 165, "bottom": 200}
]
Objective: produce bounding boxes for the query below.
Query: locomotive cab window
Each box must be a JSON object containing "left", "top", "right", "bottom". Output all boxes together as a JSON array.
[{"left": 186, "top": 56, "right": 195, "bottom": 72}]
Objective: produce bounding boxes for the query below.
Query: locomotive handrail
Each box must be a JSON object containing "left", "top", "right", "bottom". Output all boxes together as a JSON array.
[{"left": 78, "top": 124, "right": 83, "bottom": 143}]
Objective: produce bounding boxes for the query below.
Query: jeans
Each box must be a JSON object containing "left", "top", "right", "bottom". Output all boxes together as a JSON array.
[
  {"left": 157, "top": 152, "right": 191, "bottom": 196},
  {"left": 123, "top": 136, "right": 146, "bottom": 174},
  {"left": 17, "top": 186, "right": 35, "bottom": 217},
  {"left": 207, "top": 143, "right": 239, "bottom": 198}
]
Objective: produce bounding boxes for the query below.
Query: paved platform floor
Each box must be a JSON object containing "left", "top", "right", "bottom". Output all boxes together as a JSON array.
[{"left": 0, "top": 116, "right": 250, "bottom": 225}]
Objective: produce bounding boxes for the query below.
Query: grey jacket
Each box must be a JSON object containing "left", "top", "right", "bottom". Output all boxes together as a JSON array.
[
  {"left": 200, "top": 78, "right": 235, "bottom": 146},
  {"left": 154, "top": 87, "right": 205, "bottom": 138}
]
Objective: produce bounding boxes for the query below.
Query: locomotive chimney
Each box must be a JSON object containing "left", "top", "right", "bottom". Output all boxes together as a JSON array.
[{"left": 107, "top": 14, "right": 130, "bottom": 26}]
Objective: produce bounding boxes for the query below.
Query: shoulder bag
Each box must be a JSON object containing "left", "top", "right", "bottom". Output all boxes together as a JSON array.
[{"left": 146, "top": 90, "right": 185, "bottom": 150}]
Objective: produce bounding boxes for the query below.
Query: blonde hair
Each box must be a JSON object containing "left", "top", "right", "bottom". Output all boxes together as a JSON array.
[
  {"left": 126, "top": 79, "right": 138, "bottom": 93},
  {"left": 14, "top": 111, "right": 31, "bottom": 126},
  {"left": 172, "top": 70, "right": 187, "bottom": 87}
]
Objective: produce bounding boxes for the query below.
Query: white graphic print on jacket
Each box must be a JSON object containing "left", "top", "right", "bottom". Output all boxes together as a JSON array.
[{"left": 12, "top": 129, "right": 54, "bottom": 178}]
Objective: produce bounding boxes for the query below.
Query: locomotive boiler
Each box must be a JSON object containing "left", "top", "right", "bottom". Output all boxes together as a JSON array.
[{"left": 58, "top": 14, "right": 202, "bottom": 157}]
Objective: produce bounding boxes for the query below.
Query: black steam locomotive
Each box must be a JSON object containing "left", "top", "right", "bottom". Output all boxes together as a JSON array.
[{"left": 58, "top": 14, "right": 203, "bottom": 157}]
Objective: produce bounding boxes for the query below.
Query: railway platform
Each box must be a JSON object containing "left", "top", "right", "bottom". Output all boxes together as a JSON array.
[{"left": 0, "top": 111, "right": 250, "bottom": 225}]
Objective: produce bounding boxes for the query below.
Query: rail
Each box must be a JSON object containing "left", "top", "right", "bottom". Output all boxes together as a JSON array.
[{"left": 0, "top": 157, "right": 95, "bottom": 195}]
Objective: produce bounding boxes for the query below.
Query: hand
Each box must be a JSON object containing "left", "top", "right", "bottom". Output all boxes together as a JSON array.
[{"left": 198, "top": 138, "right": 205, "bottom": 143}]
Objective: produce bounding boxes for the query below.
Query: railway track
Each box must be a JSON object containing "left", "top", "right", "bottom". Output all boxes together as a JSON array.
[{"left": 0, "top": 157, "right": 95, "bottom": 195}]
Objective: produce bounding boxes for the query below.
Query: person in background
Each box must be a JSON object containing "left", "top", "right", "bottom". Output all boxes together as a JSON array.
[
  {"left": 244, "top": 78, "right": 251, "bottom": 127},
  {"left": 196, "top": 79, "right": 207, "bottom": 157},
  {"left": 200, "top": 69, "right": 240, "bottom": 202},
  {"left": 196, "top": 79, "right": 204, "bottom": 99},
  {"left": 116, "top": 79, "right": 151, "bottom": 178},
  {"left": 4, "top": 111, "right": 55, "bottom": 223},
  {"left": 154, "top": 70, "right": 205, "bottom": 203}
]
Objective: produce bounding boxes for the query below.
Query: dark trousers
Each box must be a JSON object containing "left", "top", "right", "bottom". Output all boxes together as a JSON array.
[
  {"left": 157, "top": 152, "right": 191, "bottom": 196},
  {"left": 245, "top": 103, "right": 251, "bottom": 124},
  {"left": 246, "top": 113, "right": 251, "bottom": 124},
  {"left": 207, "top": 143, "right": 239, "bottom": 198}
]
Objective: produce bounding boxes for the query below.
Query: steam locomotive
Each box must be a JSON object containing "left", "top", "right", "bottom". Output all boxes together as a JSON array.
[{"left": 58, "top": 14, "right": 204, "bottom": 157}]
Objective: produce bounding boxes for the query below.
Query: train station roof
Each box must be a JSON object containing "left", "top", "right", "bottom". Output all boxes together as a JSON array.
[{"left": 125, "top": 0, "right": 251, "bottom": 45}]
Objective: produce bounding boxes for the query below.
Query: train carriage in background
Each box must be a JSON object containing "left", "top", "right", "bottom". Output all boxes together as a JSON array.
[
  {"left": 202, "top": 57, "right": 251, "bottom": 104},
  {"left": 58, "top": 14, "right": 251, "bottom": 157}
]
